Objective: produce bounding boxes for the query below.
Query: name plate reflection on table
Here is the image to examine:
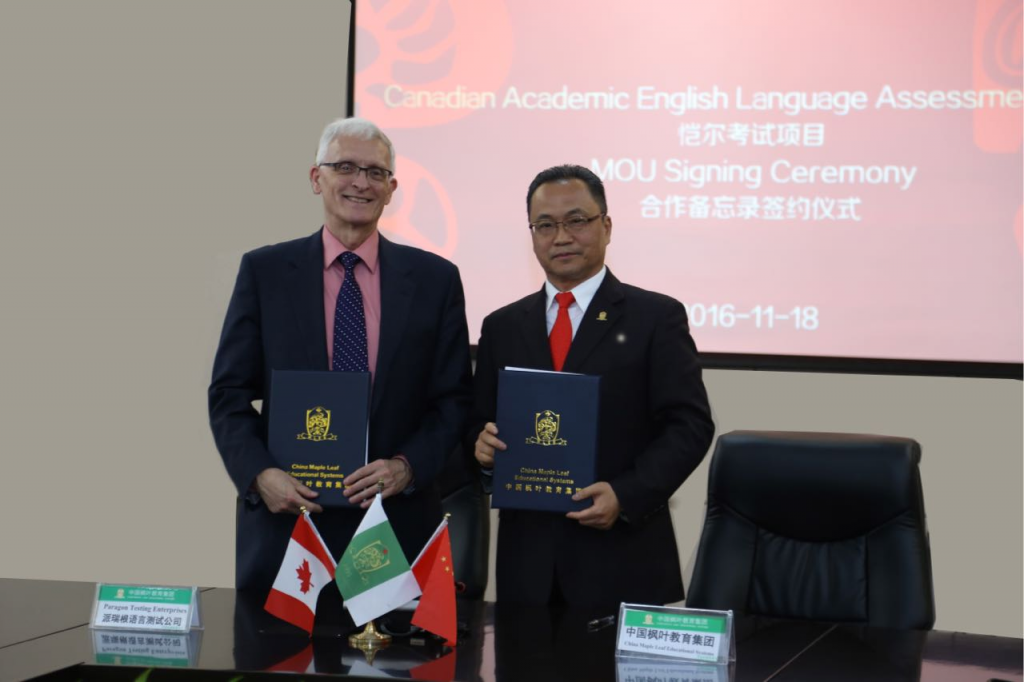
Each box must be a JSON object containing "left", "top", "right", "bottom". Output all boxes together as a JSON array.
[
  {"left": 92, "top": 629, "right": 203, "bottom": 668},
  {"left": 616, "top": 658, "right": 730, "bottom": 682},
  {"left": 269, "top": 370, "right": 370, "bottom": 507},
  {"left": 492, "top": 368, "right": 599, "bottom": 513},
  {"left": 615, "top": 604, "right": 735, "bottom": 665}
]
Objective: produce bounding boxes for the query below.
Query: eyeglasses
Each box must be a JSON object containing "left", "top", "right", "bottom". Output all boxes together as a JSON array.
[
  {"left": 529, "top": 213, "right": 604, "bottom": 238},
  {"left": 318, "top": 161, "right": 393, "bottom": 184}
]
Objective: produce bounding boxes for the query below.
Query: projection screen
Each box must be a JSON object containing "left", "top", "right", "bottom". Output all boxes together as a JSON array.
[{"left": 351, "top": 0, "right": 1023, "bottom": 374}]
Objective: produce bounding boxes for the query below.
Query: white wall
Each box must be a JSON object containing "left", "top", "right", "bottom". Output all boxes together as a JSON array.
[{"left": 0, "top": 0, "right": 1019, "bottom": 638}]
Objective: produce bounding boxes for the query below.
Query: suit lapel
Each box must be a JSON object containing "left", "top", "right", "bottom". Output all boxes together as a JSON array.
[
  {"left": 519, "top": 286, "right": 554, "bottom": 370},
  {"left": 285, "top": 230, "right": 329, "bottom": 370},
  {"left": 372, "top": 235, "right": 415, "bottom": 416},
  {"left": 562, "top": 270, "right": 624, "bottom": 373}
]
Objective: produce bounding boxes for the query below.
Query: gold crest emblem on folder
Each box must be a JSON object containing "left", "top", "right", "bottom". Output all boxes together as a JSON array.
[
  {"left": 296, "top": 406, "right": 338, "bottom": 442},
  {"left": 526, "top": 409, "right": 568, "bottom": 447}
]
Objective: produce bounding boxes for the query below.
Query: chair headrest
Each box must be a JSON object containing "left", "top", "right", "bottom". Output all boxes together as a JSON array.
[{"left": 708, "top": 431, "right": 923, "bottom": 541}]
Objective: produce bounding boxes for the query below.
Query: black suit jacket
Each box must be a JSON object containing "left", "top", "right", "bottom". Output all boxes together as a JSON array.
[
  {"left": 472, "top": 270, "right": 714, "bottom": 609},
  {"left": 210, "top": 229, "right": 472, "bottom": 592}
]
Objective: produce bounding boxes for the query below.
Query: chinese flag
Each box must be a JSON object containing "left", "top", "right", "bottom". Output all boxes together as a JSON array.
[
  {"left": 410, "top": 649, "right": 457, "bottom": 681},
  {"left": 411, "top": 520, "right": 457, "bottom": 646}
]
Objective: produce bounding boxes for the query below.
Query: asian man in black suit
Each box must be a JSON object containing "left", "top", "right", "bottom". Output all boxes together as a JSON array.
[
  {"left": 472, "top": 165, "right": 714, "bottom": 610},
  {"left": 210, "top": 117, "right": 472, "bottom": 595}
]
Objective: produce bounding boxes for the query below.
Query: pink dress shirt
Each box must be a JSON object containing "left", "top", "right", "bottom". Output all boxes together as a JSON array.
[{"left": 322, "top": 227, "right": 382, "bottom": 380}]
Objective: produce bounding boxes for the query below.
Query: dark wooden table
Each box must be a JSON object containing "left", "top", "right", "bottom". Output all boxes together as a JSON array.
[{"left": 0, "top": 579, "right": 1019, "bottom": 681}]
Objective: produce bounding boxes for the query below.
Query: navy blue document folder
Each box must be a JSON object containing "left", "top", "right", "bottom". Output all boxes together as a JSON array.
[
  {"left": 492, "top": 368, "right": 600, "bottom": 513},
  {"left": 268, "top": 370, "right": 370, "bottom": 508}
]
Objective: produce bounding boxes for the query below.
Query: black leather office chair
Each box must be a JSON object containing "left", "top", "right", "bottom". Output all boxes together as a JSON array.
[{"left": 687, "top": 431, "right": 935, "bottom": 630}]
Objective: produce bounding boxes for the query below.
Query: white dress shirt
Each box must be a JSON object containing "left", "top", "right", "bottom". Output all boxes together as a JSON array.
[{"left": 543, "top": 266, "right": 607, "bottom": 339}]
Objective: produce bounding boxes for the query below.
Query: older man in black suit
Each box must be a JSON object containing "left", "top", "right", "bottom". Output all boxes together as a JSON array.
[
  {"left": 210, "top": 117, "right": 472, "bottom": 595},
  {"left": 472, "top": 165, "right": 714, "bottom": 610}
]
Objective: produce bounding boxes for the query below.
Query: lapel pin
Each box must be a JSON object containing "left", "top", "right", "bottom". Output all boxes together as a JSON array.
[{"left": 597, "top": 311, "right": 608, "bottom": 321}]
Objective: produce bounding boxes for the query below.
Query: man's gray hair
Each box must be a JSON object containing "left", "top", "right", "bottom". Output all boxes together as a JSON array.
[{"left": 315, "top": 117, "right": 396, "bottom": 169}]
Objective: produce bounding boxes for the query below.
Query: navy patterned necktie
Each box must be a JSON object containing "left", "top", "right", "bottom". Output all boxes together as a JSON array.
[{"left": 332, "top": 252, "right": 369, "bottom": 372}]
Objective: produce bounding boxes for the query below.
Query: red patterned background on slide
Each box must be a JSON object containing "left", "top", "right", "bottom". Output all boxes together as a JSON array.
[{"left": 355, "top": 0, "right": 1022, "bottom": 363}]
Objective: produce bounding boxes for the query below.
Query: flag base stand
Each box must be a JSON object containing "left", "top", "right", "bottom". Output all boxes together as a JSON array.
[{"left": 348, "top": 620, "right": 391, "bottom": 655}]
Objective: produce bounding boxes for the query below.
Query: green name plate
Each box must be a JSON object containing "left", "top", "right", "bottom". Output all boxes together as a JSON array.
[
  {"left": 90, "top": 584, "right": 201, "bottom": 634},
  {"left": 615, "top": 603, "right": 734, "bottom": 664}
]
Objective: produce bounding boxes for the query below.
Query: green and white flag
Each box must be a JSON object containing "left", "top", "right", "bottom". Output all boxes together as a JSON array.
[{"left": 335, "top": 494, "right": 422, "bottom": 626}]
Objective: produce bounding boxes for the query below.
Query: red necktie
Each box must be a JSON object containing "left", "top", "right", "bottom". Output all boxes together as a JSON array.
[{"left": 549, "top": 292, "right": 575, "bottom": 371}]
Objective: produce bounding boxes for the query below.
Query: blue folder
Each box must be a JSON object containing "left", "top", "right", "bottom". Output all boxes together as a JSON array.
[
  {"left": 492, "top": 368, "right": 600, "bottom": 513},
  {"left": 268, "top": 369, "right": 370, "bottom": 508}
]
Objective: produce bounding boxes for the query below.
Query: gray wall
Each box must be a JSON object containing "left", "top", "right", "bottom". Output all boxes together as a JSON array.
[{"left": 0, "top": 0, "right": 1019, "bottom": 638}]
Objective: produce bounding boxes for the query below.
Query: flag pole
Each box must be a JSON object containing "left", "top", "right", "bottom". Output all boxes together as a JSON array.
[
  {"left": 348, "top": 479, "right": 393, "bottom": 654},
  {"left": 349, "top": 618, "right": 392, "bottom": 653}
]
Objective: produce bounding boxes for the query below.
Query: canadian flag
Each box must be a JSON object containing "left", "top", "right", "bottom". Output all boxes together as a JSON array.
[{"left": 264, "top": 512, "right": 337, "bottom": 635}]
